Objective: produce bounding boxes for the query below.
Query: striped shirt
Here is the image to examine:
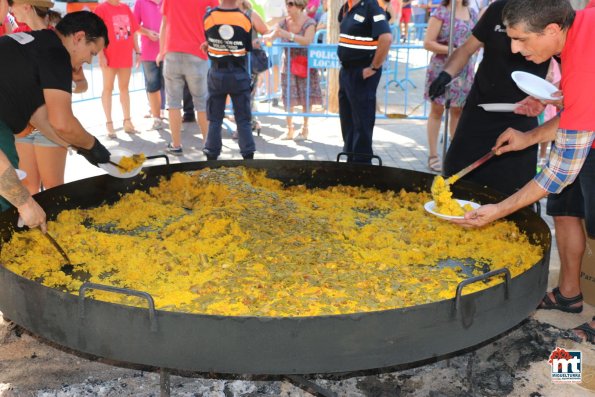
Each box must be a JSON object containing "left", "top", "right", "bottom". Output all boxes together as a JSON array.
[{"left": 535, "top": 128, "right": 594, "bottom": 193}]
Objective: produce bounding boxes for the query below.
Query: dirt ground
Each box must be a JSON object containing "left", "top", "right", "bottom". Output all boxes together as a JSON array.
[{"left": 1, "top": 295, "right": 595, "bottom": 396}]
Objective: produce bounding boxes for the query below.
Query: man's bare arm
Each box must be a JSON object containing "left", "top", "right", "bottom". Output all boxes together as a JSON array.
[
  {"left": 0, "top": 152, "right": 46, "bottom": 230},
  {"left": 29, "top": 105, "right": 69, "bottom": 147},
  {"left": 72, "top": 66, "right": 88, "bottom": 93},
  {"left": 43, "top": 88, "right": 95, "bottom": 149},
  {"left": 451, "top": 180, "right": 547, "bottom": 228}
]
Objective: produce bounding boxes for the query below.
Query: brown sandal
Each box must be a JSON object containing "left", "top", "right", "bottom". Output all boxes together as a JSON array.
[
  {"left": 428, "top": 155, "right": 442, "bottom": 172},
  {"left": 106, "top": 121, "right": 116, "bottom": 139},
  {"left": 281, "top": 126, "right": 295, "bottom": 140},
  {"left": 123, "top": 118, "right": 137, "bottom": 134},
  {"left": 295, "top": 125, "right": 308, "bottom": 141}
]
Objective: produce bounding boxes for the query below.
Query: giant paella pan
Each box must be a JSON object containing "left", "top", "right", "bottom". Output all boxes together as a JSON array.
[{"left": 0, "top": 160, "right": 550, "bottom": 374}]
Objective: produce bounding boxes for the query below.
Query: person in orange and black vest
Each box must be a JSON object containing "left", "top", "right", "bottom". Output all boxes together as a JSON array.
[
  {"left": 338, "top": 0, "right": 391, "bottom": 164},
  {"left": 202, "top": 0, "right": 256, "bottom": 160}
]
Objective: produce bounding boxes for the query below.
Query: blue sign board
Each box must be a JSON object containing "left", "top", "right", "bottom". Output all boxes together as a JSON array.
[{"left": 308, "top": 47, "right": 341, "bottom": 69}]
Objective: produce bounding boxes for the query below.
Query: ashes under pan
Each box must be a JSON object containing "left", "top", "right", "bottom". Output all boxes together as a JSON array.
[{"left": 0, "top": 160, "right": 550, "bottom": 374}]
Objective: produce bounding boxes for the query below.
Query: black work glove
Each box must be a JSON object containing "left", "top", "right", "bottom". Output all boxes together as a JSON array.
[
  {"left": 77, "top": 137, "right": 111, "bottom": 167},
  {"left": 429, "top": 71, "right": 453, "bottom": 100}
]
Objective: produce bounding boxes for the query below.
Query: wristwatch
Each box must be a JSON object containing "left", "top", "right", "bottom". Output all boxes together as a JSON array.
[{"left": 370, "top": 65, "right": 381, "bottom": 72}]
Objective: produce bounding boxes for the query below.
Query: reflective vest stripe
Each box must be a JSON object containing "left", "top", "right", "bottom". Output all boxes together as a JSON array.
[
  {"left": 208, "top": 47, "right": 247, "bottom": 57},
  {"left": 338, "top": 42, "right": 378, "bottom": 50},
  {"left": 340, "top": 33, "right": 376, "bottom": 42},
  {"left": 339, "top": 37, "right": 378, "bottom": 46}
]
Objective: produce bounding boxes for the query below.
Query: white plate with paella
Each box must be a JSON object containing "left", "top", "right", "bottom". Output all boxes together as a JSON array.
[
  {"left": 424, "top": 199, "right": 480, "bottom": 221},
  {"left": 98, "top": 148, "right": 146, "bottom": 178}
]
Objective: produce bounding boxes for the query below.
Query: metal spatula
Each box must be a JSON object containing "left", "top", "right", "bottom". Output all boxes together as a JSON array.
[
  {"left": 108, "top": 160, "right": 126, "bottom": 170},
  {"left": 108, "top": 154, "right": 145, "bottom": 171}
]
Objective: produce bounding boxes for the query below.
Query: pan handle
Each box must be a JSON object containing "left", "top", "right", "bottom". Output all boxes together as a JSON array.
[
  {"left": 78, "top": 282, "right": 158, "bottom": 332},
  {"left": 146, "top": 154, "right": 170, "bottom": 165},
  {"left": 454, "top": 268, "right": 511, "bottom": 311},
  {"left": 336, "top": 152, "right": 383, "bottom": 166}
]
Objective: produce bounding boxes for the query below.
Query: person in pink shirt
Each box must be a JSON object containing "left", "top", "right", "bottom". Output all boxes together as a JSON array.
[
  {"left": 95, "top": 0, "right": 140, "bottom": 138},
  {"left": 157, "top": 0, "right": 217, "bottom": 155},
  {"left": 305, "top": 0, "right": 319, "bottom": 19},
  {"left": 133, "top": 0, "right": 163, "bottom": 131}
]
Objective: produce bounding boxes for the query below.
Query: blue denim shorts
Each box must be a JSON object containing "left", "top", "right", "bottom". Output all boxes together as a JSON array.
[
  {"left": 163, "top": 52, "right": 208, "bottom": 111},
  {"left": 15, "top": 130, "right": 60, "bottom": 147},
  {"left": 546, "top": 149, "right": 595, "bottom": 237},
  {"left": 141, "top": 61, "right": 163, "bottom": 93}
]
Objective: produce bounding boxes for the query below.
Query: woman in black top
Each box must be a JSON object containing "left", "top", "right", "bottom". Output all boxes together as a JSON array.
[{"left": 429, "top": 0, "right": 549, "bottom": 195}]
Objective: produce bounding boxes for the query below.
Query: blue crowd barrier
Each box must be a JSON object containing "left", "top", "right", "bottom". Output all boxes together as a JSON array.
[
  {"left": 247, "top": 41, "right": 430, "bottom": 120},
  {"left": 73, "top": 41, "right": 431, "bottom": 121},
  {"left": 72, "top": 59, "right": 147, "bottom": 104}
]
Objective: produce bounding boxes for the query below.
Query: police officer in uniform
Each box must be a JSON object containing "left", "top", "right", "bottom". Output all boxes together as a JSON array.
[
  {"left": 203, "top": 0, "right": 256, "bottom": 160},
  {"left": 338, "top": 0, "right": 392, "bottom": 163}
]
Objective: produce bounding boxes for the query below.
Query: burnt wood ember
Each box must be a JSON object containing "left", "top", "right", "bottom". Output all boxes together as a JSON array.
[{"left": 0, "top": 317, "right": 582, "bottom": 396}]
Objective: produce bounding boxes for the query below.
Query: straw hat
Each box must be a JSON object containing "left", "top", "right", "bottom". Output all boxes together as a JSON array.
[{"left": 12, "top": 0, "right": 55, "bottom": 8}]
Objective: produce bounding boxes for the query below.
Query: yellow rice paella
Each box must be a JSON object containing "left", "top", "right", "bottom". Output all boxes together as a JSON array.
[{"left": 1, "top": 167, "right": 543, "bottom": 317}]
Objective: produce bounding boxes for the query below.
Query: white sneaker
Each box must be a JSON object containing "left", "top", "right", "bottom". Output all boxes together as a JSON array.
[{"left": 151, "top": 118, "right": 164, "bottom": 130}]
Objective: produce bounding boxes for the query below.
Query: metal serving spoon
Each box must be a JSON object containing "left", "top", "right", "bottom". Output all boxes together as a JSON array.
[
  {"left": 43, "top": 232, "right": 91, "bottom": 281},
  {"left": 18, "top": 217, "right": 90, "bottom": 281}
]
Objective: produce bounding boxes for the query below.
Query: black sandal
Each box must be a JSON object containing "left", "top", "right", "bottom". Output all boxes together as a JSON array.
[
  {"left": 539, "top": 287, "right": 583, "bottom": 313},
  {"left": 573, "top": 317, "right": 595, "bottom": 344}
]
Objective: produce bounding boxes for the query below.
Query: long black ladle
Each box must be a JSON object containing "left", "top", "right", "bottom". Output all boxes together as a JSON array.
[{"left": 18, "top": 217, "right": 90, "bottom": 281}]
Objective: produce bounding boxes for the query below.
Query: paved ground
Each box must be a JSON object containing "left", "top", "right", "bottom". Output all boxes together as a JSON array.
[{"left": 66, "top": 88, "right": 431, "bottom": 181}]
